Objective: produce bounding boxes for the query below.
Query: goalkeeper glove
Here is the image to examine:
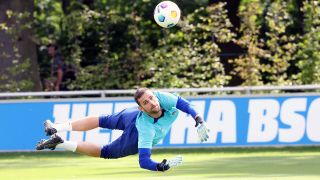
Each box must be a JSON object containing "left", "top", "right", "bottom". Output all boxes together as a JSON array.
[
  {"left": 156, "top": 155, "right": 183, "bottom": 172},
  {"left": 167, "top": 155, "right": 183, "bottom": 167},
  {"left": 156, "top": 159, "right": 170, "bottom": 172},
  {"left": 195, "top": 116, "right": 210, "bottom": 142}
]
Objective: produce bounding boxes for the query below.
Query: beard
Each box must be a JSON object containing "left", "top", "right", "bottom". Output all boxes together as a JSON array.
[
  {"left": 151, "top": 105, "right": 160, "bottom": 113},
  {"left": 140, "top": 103, "right": 162, "bottom": 118},
  {"left": 149, "top": 104, "right": 161, "bottom": 114}
]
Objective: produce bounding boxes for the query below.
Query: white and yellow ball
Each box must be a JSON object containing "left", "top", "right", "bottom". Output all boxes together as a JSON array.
[{"left": 154, "top": 1, "right": 181, "bottom": 28}]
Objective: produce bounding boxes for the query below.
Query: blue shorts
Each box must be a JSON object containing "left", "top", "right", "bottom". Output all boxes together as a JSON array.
[{"left": 99, "top": 107, "right": 140, "bottom": 159}]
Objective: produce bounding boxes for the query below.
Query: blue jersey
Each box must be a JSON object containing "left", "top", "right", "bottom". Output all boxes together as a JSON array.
[{"left": 135, "top": 91, "right": 179, "bottom": 149}]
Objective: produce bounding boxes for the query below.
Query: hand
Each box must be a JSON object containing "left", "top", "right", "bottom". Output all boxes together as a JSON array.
[
  {"left": 195, "top": 116, "right": 210, "bottom": 142},
  {"left": 54, "top": 85, "right": 60, "bottom": 91},
  {"left": 156, "top": 155, "right": 183, "bottom": 172},
  {"left": 156, "top": 159, "right": 170, "bottom": 172},
  {"left": 167, "top": 155, "right": 183, "bottom": 167},
  {"left": 195, "top": 116, "right": 204, "bottom": 127}
]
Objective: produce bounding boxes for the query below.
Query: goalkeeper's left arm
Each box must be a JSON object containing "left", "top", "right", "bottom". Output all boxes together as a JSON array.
[
  {"left": 176, "top": 96, "right": 210, "bottom": 142},
  {"left": 138, "top": 148, "right": 182, "bottom": 172}
]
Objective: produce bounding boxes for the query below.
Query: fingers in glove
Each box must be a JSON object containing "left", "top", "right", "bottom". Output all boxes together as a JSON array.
[
  {"left": 168, "top": 155, "right": 183, "bottom": 167},
  {"left": 199, "top": 124, "right": 210, "bottom": 142},
  {"left": 198, "top": 129, "right": 209, "bottom": 142}
]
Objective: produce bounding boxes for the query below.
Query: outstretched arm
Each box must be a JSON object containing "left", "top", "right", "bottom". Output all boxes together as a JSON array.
[
  {"left": 176, "top": 96, "right": 210, "bottom": 142},
  {"left": 138, "top": 148, "right": 182, "bottom": 172},
  {"left": 176, "top": 96, "right": 205, "bottom": 125},
  {"left": 138, "top": 148, "right": 160, "bottom": 171}
]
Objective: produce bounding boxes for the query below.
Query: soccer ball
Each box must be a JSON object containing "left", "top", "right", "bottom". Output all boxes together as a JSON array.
[{"left": 154, "top": 1, "right": 181, "bottom": 28}]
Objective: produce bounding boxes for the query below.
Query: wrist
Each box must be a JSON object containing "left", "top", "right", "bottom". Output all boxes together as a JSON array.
[
  {"left": 194, "top": 115, "right": 204, "bottom": 127},
  {"left": 156, "top": 159, "right": 170, "bottom": 171},
  {"left": 195, "top": 115, "right": 203, "bottom": 122}
]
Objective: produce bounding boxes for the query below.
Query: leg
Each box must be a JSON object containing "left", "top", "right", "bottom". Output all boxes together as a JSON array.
[
  {"left": 75, "top": 141, "right": 101, "bottom": 157},
  {"left": 45, "top": 117, "right": 99, "bottom": 136},
  {"left": 75, "top": 109, "right": 139, "bottom": 158},
  {"left": 71, "top": 117, "right": 99, "bottom": 131},
  {"left": 39, "top": 107, "right": 139, "bottom": 157},
  {"left": 36, "top": 134, "right": 101, "bottom": 158},
  {"left": 100, "top": 124, "right": 138, "bottom": 159},
  {"left": 46, "top": 107, "right": 139, "bottom": 135}
]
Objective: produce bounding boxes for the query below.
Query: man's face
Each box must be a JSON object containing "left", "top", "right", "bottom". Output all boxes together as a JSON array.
[
  {"left": 47, "top": 46, "right": 56, "bottom": 57},
  {"left": 137, "top": 90, "right": 161, "bottom": 115}
]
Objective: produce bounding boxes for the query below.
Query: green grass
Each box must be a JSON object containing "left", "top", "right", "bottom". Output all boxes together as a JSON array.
[{"left": 1, "top": 147, "right": 320, "bottom": 180}]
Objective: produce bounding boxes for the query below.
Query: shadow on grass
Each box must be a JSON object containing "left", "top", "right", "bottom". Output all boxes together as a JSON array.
[
  {"left": 1, "top": 146, "right": 320, "bottom": 159},
  {"left": 93, "top": 154, "right": 320, "bottom": 178},
  {"left": 1, "top": 147, "right": 320, "bottom": 178},
  {"left": 0, "top": 151, "right": 83, "bottom": 159},
  {"left": 152, "top": 146, "right": 320, "bottom": 154}
]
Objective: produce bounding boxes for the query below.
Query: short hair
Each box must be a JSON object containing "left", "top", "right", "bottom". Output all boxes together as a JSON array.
[
  {"left": 134, "top": 87, "right": 149, "bottom": 105},
  {"left": 47, "top": 43, "right": 58, "bottom": 50}
]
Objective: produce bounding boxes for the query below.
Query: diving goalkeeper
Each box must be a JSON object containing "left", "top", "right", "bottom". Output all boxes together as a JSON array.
[{"left": 36, "top": 87, "right": 210, "bottom": 171}]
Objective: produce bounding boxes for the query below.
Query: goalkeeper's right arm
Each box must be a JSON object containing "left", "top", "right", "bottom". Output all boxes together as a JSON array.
[
  {"left": 138, "top": 148, "right": 183, "bottom": 172},
  {"left": 138, "top": 148, "right": 169, "bottom": 171}
]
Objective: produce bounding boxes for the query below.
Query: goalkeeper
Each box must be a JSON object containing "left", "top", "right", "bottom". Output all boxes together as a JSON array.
[{"left": 36, "top": 87, "right": 210, "bottom": 172}]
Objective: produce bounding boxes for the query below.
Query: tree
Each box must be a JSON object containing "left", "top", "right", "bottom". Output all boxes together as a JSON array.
[
  {"left": 262, "top": 1, "right": 298, "bottom": 85},
  {"left": 0, "top": 0, "right": 41, "bottom": 92},
  {"left": 231, "top": 0, "right": 300, "bottom": 86},
  {"left": 230, "top": 0, "right": 266, "bottom": 86},
  {"left": 294, "top": 0, "right": 320, "bottom": 84},
  {"left": 142, "top": 2, "right": 235, "bottom": 88}
]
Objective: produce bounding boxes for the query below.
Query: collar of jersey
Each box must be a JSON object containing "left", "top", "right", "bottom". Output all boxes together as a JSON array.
[{"left": 142, "top": 109, "right": 165, "bottom": 123}]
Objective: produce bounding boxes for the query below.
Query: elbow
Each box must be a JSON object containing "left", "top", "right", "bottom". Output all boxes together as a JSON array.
[
  {"left": 138, "top": 148, "right": 157, "bottom": 171},
  {"left": 139, "top": 159, "right": 148, "bottom": 170},
  {"left": 139, "top": 163, "right": 146, "bottom": 169},
  {"left": 139, "top": 158, "right": 157, "bottom": 171}
]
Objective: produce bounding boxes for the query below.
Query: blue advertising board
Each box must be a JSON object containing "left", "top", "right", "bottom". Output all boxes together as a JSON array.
[{"left": 1, "top": 94, "right": 320, "bottom": 151}]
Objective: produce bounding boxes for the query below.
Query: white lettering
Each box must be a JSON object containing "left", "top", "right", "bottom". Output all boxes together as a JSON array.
[
  {"left": 206, "top": 100, "right": 236, "bottom": 143},
  {"left": 247, "top": 99, "right": 279, "bottom": 142},
  {"left": 69, "top": 104, "right": 87, "bottom": 142},
  {"left": 307, "top": 98, "right": 320, "bottom": 142},
  {"left": 86, "top": 103, "right": 113, "bottom": 146},
  {"left": 170, "top": 101, "right": 205, "bottom": 144},
  {"left": 112, "top": 103, "right": 137, "bottom": 141},
  {"left": 53, "top": 104, "right": 70, "bottom": 140},
  {"left": 279, "top": 98, "right": 306, "bottom": 142},
  {"left": 49, "top": 96, "right": 320, "bottom": 147}
]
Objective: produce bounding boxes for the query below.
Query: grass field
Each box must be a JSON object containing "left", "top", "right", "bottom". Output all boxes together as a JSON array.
[{"left": 1, "top": 147, "right": 320, "bottom": 180}]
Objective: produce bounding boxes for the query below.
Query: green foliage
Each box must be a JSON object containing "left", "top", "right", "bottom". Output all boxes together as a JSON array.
[
  {"left": 4, "top": 0, "right": 320, "bottom": 91},
  {"left": 142, "top": 3, "right": 235, "bottom": 88},
  {"left": 50, "top": 0, "right": 220, "bottom": 90},
  {"left": 0, "top": 59, "right": 34, "bottom": 91},
  {"left": 66, "top": 5, "right": 157, "bottom": 89},
  {"left": 33, "top": 0, "right": 64, "bottom": 45},
  {"left": 230, "top": 1, "right": 266, "bottom": 86},
  {"left": 294, "top": 1, "right": 320, "bottom": 84},
  {"left": 263, "top": 1, "right": 298, "bottom": 85},
  {"left": 232, "top": 0, "right": 300, "bottom": 86}
]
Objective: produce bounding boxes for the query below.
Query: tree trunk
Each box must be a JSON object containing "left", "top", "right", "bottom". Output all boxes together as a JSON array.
[
  {"left": 0, "top": 0, "right": 41, "bottom": 92},
  {"left": 62, "top": 0, "right": 71, "bottom": 14}
]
